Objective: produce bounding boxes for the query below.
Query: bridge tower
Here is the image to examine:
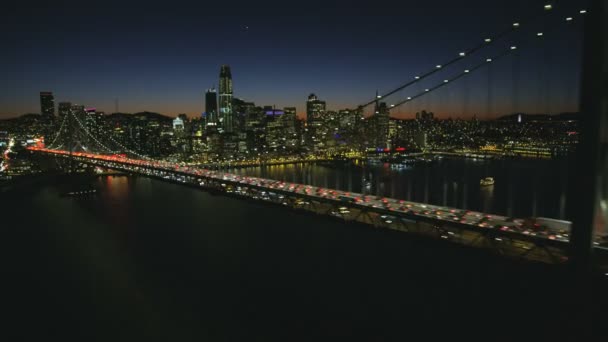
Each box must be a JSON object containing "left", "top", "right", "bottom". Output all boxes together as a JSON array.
[
  {"left": 566, "top": 1, "right": 607, "bottom": 337},
  {"left": 569, "top": 0, "right": 607, "bottom": 270},
  {"left": 60, "top": 104, "right": 89, "bottom": 174}
]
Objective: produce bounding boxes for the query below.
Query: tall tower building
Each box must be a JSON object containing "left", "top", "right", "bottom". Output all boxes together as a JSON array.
[
  {"left": 283, "top": 107, "right": 299, "bottom": 149},
  {"left": 306, "top": 93, "right": 326, "bottom": 150},
  {"left": 58, "top": 102, "right": 72, "bottom": 118},
  {"left": 374, "top": 90, "right": 390, "bottom": 149},
  {"left": 306, "top": 93, "right": 326, "bottom": 125},
  {"left": 218, "top": 65, "right": 234, "bottom": 133},
  {"left": 205, "top": 88, "right": 218, "bottom": 128},
  {"left": 40, "top": 92, "right": 55, "bottom": 118}
]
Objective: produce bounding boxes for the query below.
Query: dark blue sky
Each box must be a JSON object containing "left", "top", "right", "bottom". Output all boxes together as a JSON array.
[{"left": 0, "top": 0, "right": 587, "bottom": 119}]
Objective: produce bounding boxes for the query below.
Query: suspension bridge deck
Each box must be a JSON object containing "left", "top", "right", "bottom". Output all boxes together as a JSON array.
[{"left": 28, "top": 147, "right": 608, "bottom": 266}]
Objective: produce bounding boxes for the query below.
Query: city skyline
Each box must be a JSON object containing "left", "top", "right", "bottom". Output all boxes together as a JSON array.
[
  {"left": 1, "top": 0, "right": 585, "bottom": 119},
  {"left": 1, "top": 2, "right": 606, "bottom": 339}
]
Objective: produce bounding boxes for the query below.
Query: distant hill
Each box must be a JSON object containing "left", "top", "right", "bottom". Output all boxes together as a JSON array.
[
  {"left": 132, "top": 111, "right": 173, "bottom": 121},
  {"left": 0, "top": 111, "right": 175, "bottom": 122},
  {"left": 554, "top": 112, "right": 580, "bottom": 121},
  {"left": 0, "top": 113, "right": 46, "bottom": 123},
  {"left": 20, "top": 113, "right": 43, "bottom": 119},
  {"left": 107, "top": 111, "right": 173, "bottom": 122}
]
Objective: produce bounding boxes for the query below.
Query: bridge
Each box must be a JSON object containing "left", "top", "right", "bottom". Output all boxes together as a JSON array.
[
  {"left": 28, "top": 1, "right": 608, "bottom": 269},
  {"left": 28, "top": 146, "right": 608, "bottom": 265}
]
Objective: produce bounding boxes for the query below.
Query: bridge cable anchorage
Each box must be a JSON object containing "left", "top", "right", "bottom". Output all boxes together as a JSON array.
[
  {"left": 80, "top": 109, "right": 156, "bottom": 160},
  {"left": 356, "top": 2, "right": 559, "bottom": 111},
  {"left": 387, "top": 8, "right": 586, "bottom": 111}
]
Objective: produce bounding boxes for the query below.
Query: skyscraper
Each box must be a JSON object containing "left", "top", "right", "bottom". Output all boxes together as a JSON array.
[
  {"left": 282, "top": 107, "right": 299, "bottom": 149},
  {"left": 374, "top": 91, "right": 390, "bottom": 149},
  {"left": 306, "top": 93, "right": 325, "bottom": 124},
  {"left": 84, "top": 107, "right": 103, "bottom": 142},
  {"left": 205, "top": 88, "right": 218, "bottom": 128},
  {"left": 58, "top": 102, "right": 71, "bottom": 118},
  {"left": 306, "top": 94, "right": 326, "bottom": 150},
  {"left": 218, "top": 65, "right": 234, "bottom": 133},
  {"left": 40, "top": 92, "right": 55, "bottom": 117}
]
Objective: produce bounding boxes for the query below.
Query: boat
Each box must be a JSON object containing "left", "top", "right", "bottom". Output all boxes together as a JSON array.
[
  {"left": 64, "top": 189, "right": 97, "bottom": 197},
  {"left": 480, "top": 177, "right": 495, "bottom": 186}
]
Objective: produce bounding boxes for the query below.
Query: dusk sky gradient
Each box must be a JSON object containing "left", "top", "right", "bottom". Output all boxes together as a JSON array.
[{"left": 0, "top": 0, "right": 587, "bottom": 119}]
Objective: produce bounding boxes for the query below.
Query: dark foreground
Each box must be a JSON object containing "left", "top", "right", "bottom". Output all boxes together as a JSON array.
[{"left": 2, "top": 176, "right": 606, "bottom": 341}]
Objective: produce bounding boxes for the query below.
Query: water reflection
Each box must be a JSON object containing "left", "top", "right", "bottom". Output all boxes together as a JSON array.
[
  {"left": 234, "top": 158, "right": 570, "bottom": 219},
  {"left": 480, "top": 184, "right": 494, "bottom": 214}
]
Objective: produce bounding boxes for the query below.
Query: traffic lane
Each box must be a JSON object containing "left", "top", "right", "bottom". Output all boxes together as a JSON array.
[{"left": 32, "top": 148, "right": 571, "bottom": 242}]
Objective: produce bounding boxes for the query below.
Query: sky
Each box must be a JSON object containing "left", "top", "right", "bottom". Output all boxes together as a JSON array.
[{"left": 0, "top": 0, "right": 587, "bottom": 119}]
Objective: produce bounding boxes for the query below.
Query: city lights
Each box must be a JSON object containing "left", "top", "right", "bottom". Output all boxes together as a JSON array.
[{"left": 0, "top": 4, "right": 604, "bottom": 339}]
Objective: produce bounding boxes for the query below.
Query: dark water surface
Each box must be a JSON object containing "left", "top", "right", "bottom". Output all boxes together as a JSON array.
[
  {"left": 233, "top": 157, "right": 570, "bottom": 219},
  {"left": 3, "top": 175, "right": 605, "bottom": 341}
]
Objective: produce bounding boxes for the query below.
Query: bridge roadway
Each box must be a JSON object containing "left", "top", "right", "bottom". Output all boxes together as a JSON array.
[{"left": 31, "top": 147, "right": 603, "bottom": 264}]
